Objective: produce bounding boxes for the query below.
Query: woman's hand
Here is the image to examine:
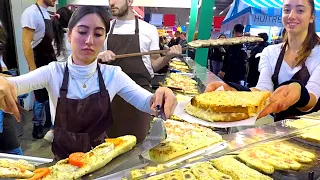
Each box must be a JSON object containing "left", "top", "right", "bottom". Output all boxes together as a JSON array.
[
  {"left": 165, "top": 45, "right": 182, "bottom": 59},
  {"left": 258, "top": 82, "right": 301, "bottom": 118},
  {"left": 97, "top": 50, "right": 116, "bottom": 63},
  {"left": 205, "top": 81, "right": 236, "bottom": 92},
  {"left": 150, "top": 87, "right": 177, "bottom": 119},
  {"left": 0, "top": 77, "right": 20, "bottom": 120}
]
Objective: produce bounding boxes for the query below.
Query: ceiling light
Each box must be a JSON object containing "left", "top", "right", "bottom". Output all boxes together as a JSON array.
[
  {"left": 213, "top": 7, "right": 216, "bottom": 10},
  {"left": 219, "top": 11, "right": 224, "bottom": 15},
  {"left": 186, "top": 22, "right": 189, "bottom": 25}
]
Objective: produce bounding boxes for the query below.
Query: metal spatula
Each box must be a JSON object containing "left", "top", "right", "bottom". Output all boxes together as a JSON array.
[{"left": 81, "top": 106, "right": 167, "bottom": 179}]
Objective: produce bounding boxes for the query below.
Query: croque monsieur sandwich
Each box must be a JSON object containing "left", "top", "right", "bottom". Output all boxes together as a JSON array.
[{"left": 185, "top": 91, "right": 270, "bottom": 122}]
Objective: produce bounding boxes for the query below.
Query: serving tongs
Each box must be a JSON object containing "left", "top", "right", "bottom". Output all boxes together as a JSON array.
[{"left": 81, "top": 106, "right": 167, "bottom": 179}]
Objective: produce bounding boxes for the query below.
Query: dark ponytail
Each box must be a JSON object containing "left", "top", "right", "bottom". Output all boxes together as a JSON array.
[{"left": 52, "top": 7, "right": 73, "bottom": 57}]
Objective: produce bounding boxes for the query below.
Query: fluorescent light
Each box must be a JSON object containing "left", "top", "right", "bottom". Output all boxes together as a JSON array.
[
  {"left": 186, "top": 22, "right": 189, "bottom": 24},
  {"left": 219, "top": 11, "right": 224, "bottom": 15},
  {"left": 213, "top": 7, "right": 216, "bottom": 10}
]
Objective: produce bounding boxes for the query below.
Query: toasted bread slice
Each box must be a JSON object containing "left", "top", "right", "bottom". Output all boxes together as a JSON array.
[{"left": 191, "top": 91, "right": 270, "bottom": 116}]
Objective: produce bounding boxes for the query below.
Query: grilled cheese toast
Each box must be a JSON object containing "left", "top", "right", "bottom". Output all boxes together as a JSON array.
[{"left": 190, "top": 91, "right": 270, "bottom": 116}]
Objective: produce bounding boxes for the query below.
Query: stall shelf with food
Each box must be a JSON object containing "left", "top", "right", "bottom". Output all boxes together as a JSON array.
[{"left": 113, "top": 118, "right": 320, "bottom": 180}]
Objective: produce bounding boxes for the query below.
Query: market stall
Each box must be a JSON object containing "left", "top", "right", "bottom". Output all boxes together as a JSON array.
[
  {"left": 1, "top": 53, "right": 320, "bottom": 179},
  {"left": 221, "top": 0, "right": 320, "bottom": 36}
]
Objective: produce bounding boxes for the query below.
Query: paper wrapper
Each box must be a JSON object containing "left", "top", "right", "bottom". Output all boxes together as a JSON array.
[{"left": 173, "top": 86, "right": 270, "bottom": 128}]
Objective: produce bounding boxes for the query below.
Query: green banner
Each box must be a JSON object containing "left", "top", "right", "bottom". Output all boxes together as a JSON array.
[
  {"left": 58, "top": 0, "right": 67, "bottom": 8},
  {"left": 194, "top": 0, "right": 215, "bottom": 67},
  {"left": 187, "top": 0, "right": 198, "bottom": 43}
]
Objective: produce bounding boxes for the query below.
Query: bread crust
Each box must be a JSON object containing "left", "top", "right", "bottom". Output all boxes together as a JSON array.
[{"left": 191, "top": 91, "right": 270, "bottom": 116}]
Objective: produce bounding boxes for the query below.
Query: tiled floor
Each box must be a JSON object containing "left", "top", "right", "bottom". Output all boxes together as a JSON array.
[{"left": 17, "top": 111, "right": 54, "bottom": 159}]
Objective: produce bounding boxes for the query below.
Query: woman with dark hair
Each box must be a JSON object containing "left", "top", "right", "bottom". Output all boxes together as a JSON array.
[
  {"left": 52, "top": 6, "right": 73, "bottom": 61},
  {"left": 43, "top": 7, "right": 73, "bottom": 142},
  {"left": 0, "top": 6, "right": 177, "bottom": 159},
  {"left": 0, "top": 21, "right": 23, "bottom": 155},
  {"left": 205, "top": 0, "right": 320, "bottom": 121}
]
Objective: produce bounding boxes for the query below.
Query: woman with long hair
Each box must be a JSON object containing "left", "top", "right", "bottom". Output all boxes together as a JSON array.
[
  {"left": 0, "top": 6, "right": 177, "bottom": 159},
  {"left": 205, "top": 0, "right": 320, "bottom": 121},
  {"left": 52, "top": 6, "right": 73, "bottom": 61}
]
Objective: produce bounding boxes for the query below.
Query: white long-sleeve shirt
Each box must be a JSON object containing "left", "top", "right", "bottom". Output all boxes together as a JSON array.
[
  {"left": 8, "top": 56, "right": 153, "bottom": 124},
  {"left": 256, "top": 43, "right": 320, "bottom": 100}
]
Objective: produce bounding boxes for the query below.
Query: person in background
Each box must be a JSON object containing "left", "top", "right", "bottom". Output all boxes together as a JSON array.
[
  {"left": 168, "top": 37, "right": 176, "bottom": 47},
  {"left": 208, "top": 34, "right": 226, "bottom": 75},
  {"left": 174, "top": 31, "right": 181, "bottom": 46},
  {"left": 43, "top": 7, "right": 73, "bottom": 142},
  {"left": 188, "top": 31, "right": 198, "bottom": 60},
  {"left": 52, "top": 6, "right": 73, "bottom": 62},
  {"left": 21, "top": 0, "right": 57, "bottom": 139},
  {"left": 205, "top": 0, "right": 320, "bottom": 121},
  {"left": 247, "top": 33, "right": 269, "bottom": 87},
  {"left": 179, "top": 32, "right": 187, "bottom": 54},
  {"left": 0, "top": 21, "right": 23, "bottom": 155},
  {"left": 219, "top": 24, "right": 247, "bottom": 84},
  {"left": 98, "top": 0, "right": 181, "bottom": 143},
  {"left": 159, "top": 36, "right": 169, "bottom": 56}
]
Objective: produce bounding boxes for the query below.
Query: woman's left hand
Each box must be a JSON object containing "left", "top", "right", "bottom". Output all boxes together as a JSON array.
[
  {"left": 258, "top": 82, "right": 301, "bottom": 119},
  {"left": 150, "top": 87, "right": 177, "bottom": 119}
]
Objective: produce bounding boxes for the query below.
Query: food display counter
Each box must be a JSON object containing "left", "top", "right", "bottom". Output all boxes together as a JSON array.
[
  {"left": 102, "top": 119, "right": 320, "bottom": 180},
  {"left": 2, "top": 58, "right": 320, "bottom": 180}
]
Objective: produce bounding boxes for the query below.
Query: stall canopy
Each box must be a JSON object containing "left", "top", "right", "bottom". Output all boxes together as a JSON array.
[{"left": 221, "top": 0, "right": 320, "bottom": 32}]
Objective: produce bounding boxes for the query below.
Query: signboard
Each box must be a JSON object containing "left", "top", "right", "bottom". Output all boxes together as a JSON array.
[
  {"left": 251, "top": 14, "right": 282, "bottom": 27},
  {"left": 221, "top": 13, "right": 284, "bottom": 32}
]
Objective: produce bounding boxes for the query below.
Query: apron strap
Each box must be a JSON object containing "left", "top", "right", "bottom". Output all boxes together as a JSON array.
[
  {"left": 35, "top": 3, "right": 46, "bottom": 20},
  {"left": 272, "top": 42, "right": 288, "bottom": 89},
  {"left": 60, "top": 65, "right": 70, "bottom": 98},
  {"left": 97, "top": 64, "right": 108, "bottom": 97},
  {"left": 134, "top": 17, "right": 139, "bottom": 34},
  {"left": 109, "top": 20, "right": 117, "bottom": 35}
]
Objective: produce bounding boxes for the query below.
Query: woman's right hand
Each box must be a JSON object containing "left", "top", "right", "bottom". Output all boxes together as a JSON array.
[
  {"left": 97, "top": 50, "right": 116, "bottom": 63},
  {"left": 205, "top": 81, "right": 236, "bottom": 92},
  {"left": 0, "top": 77, "right": 20, "bottom": 120}
]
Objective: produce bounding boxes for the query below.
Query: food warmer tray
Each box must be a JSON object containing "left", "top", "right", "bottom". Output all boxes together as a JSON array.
[{"left": 122, "top": 119, "right": 320, "bottom": 180}]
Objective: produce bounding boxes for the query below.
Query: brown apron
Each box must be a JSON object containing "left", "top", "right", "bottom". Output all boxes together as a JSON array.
[
  {"left": 271, "top": 42, "right": 320, "bottom": 121},
  {"left": 52, "top": 64, "right": 113, "bottom": 159},
  {"left": 34, "top": 3, "right": 57, "bottom": 103},
  {"left": 107, "top": 17, "right": 152, "bottom": 143}
]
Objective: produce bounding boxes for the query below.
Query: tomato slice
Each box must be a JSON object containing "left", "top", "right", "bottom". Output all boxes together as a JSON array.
[
  {"left": 25, "top": 167, "right": 50, "bottom": 180},
  {"left": 105, "top": 138, "right": 123, "bottom": 147},
  {"left": 69, "top": 152, "right": 86, "bottom": 167}
]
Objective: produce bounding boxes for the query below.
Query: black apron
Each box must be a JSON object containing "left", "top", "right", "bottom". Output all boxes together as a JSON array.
[
  {"left": 33, "top": 3, "right": 57, "bottom": 103},
  {"left": 271, "top": 43, "right": 320, "bottom": 121},
  {"left": 106, "top": 17, "right": 152, "bottom": 143},
  {"left": 52, "top": 64, "right": 113, "bottom": 160}
]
